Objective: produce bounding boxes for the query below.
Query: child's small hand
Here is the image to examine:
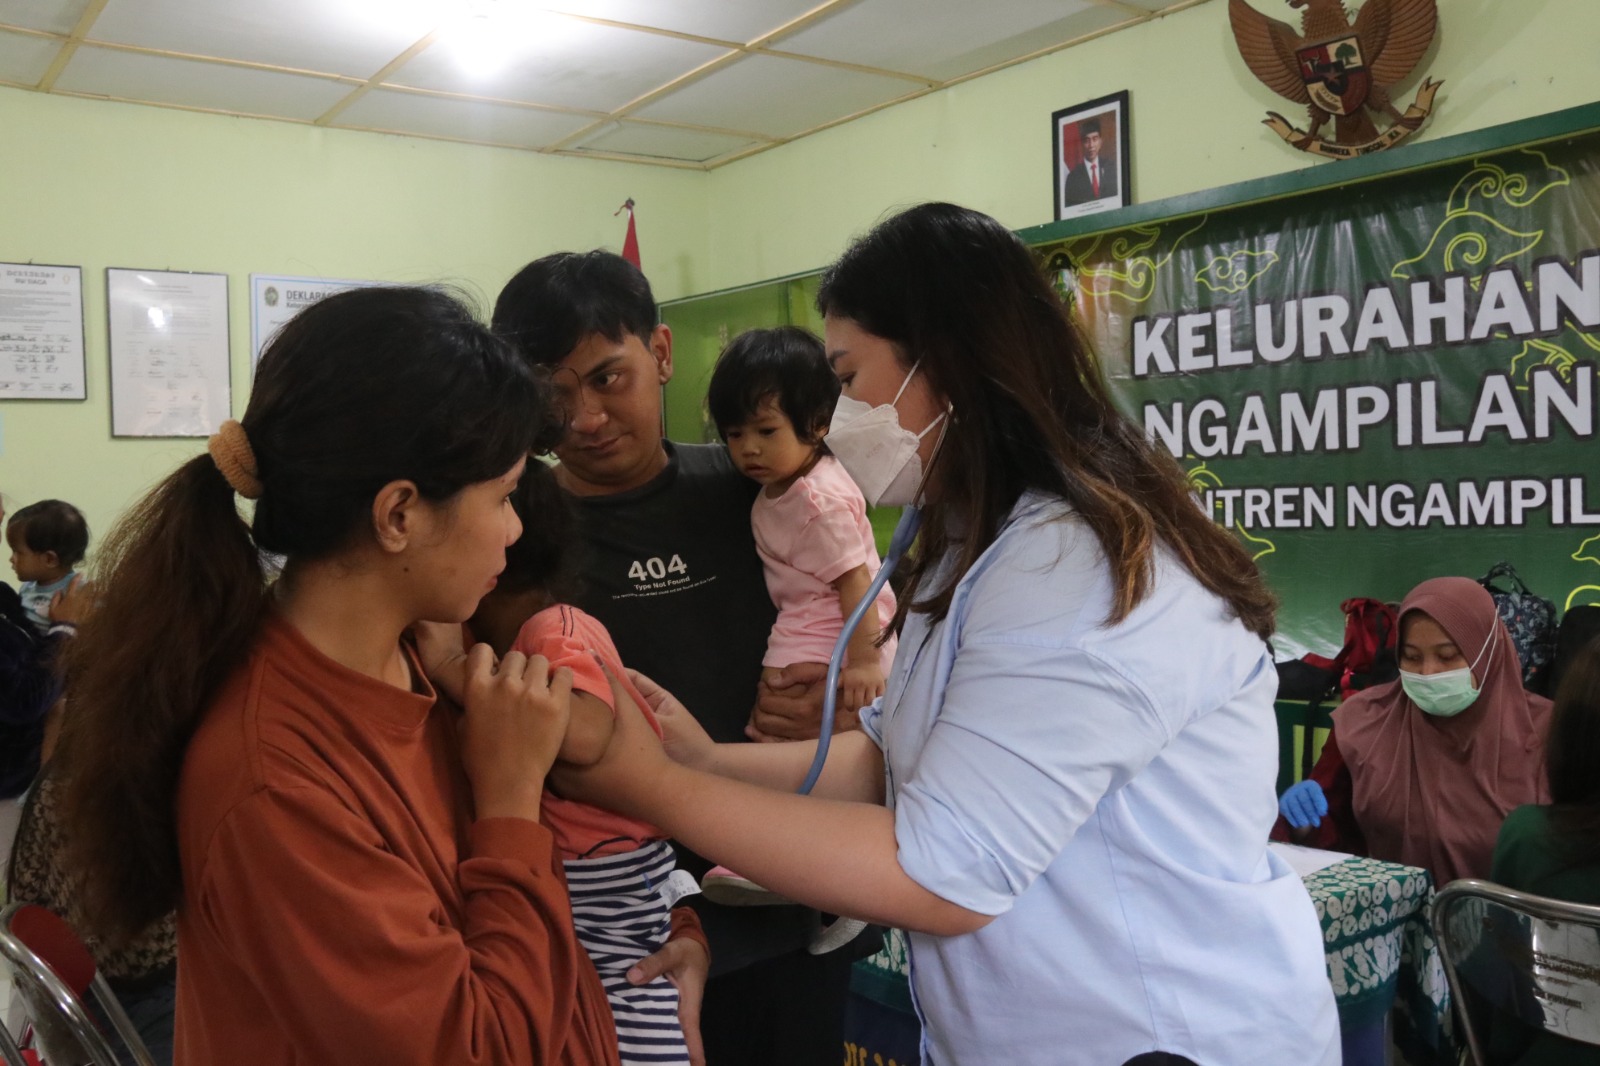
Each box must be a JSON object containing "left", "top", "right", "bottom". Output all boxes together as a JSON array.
[{"left": 838, "top": 662, "right": 885, "bottom": 718}]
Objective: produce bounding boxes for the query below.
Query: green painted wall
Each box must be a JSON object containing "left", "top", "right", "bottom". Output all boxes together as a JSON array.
[
  {"left": 663, "top": 275, "right": 822, "bottom": 445},
  {"left": 0, "top": 89, "right": 707, "bottom": 549}
]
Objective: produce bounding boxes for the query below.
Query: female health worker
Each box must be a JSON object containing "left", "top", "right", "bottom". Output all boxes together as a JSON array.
[{"left": 559, "top": 203, "right": 1339, "bottom": 1065}]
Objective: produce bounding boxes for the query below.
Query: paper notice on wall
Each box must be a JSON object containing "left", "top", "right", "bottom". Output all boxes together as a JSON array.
[
  {"left": 251, "top": 274, "right": 381, "bottom": 370},
  {"left": 0, "top": 263, "right": 86, "bottom": 399},
  {"left": 108, "top": 267, "right": 230, "bottom": 438}
]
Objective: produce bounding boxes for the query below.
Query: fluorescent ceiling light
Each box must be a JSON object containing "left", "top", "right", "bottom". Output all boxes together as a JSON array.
[{"left": 445, "top": 2, "right": 580, "bottom": 78}]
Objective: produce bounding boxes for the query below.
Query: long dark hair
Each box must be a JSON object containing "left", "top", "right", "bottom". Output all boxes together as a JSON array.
[
  {"left": 1546, "top": 634, "right": 1600, "bottom": 867},
  {"left": 817, "top": 203, "right": 1276, "bottom": 637},
  {"left": 57, "top": 286, "right": 549, "bottom": 947}
]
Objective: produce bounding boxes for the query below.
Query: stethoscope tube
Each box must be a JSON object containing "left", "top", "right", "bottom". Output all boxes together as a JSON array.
[{"left": 798, "top": 505, "right": 922, "bottom": 795}]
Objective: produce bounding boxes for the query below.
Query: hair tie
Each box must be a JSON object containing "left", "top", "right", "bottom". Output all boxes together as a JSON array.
[{"left": 207, "top": 420, "right": 263, "bottom": 500}]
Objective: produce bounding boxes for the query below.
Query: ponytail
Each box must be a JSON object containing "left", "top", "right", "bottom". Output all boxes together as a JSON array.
[{"left": 57, "top": 454, "right": 265, "bottom": 946}]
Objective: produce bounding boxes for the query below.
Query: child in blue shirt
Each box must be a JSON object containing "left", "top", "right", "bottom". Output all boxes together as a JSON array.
[{"left": 6, "top": 500, "right": 89, "bottom": 633}]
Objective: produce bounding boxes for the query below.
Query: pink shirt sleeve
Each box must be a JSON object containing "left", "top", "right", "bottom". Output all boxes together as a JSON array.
[
  {"left": 512, "top": 607, "right": 613, "bottom": 711},
  {"left": 789, "top": 503, "right": 871, "bottom": 585}
]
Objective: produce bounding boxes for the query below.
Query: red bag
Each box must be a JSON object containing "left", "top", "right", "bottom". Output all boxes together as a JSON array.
[{"left": 1332, "top": 597, "right": 1398, "bottom": 698}]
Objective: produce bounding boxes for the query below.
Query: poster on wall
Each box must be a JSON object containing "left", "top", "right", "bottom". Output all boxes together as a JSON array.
[
  {"left": 0, "top": 263, "right": 86, "bottom": 400},
  {"left": 1032, "top": 136, "right": 1600, "bottom": 656},
  {"left": 107, "top": 268, "right": 230, "bottom": 438},
  {"left": 1052, "top": 90, "right": 1131, "bottom": 221},
  {"left": 250, "top": 274, "right": 381, "bottom": 369}
]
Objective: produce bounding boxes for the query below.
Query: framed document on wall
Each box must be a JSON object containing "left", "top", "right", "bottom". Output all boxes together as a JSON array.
[
  {"left": 1053, "top": 90, "right": 1131, "bottom": 221},
  {"left": 107, "top": 268, "right": 230, "bottom": 438},
  {"left": 0, "top": 263, "right": 86, "bottom": 400},
  {"left": 250, "top": 274, "right": 381, "bottom": 370}
]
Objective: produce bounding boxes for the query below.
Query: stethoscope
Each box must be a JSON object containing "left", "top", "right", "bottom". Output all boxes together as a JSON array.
[{"left": 798, "top": 504, "right": 922, "bottom": 794}]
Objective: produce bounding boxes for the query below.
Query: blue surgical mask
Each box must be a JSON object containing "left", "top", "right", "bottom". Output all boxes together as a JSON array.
[{"left": 1400, "top": 631, "right": 1495, "bottom": 717}]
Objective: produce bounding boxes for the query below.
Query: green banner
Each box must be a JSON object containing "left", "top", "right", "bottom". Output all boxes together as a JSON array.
[{"left": 1033, "top": 135, "right": 1600, "bottom": 656}]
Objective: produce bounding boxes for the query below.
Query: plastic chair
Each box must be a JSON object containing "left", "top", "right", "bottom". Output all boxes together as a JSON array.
[
  {"left": 0, "top": 903, "right": 155, "bottom": 1066},
  {"left": 1432, "top": 878, "right": 1600, "bottom": 1066}
]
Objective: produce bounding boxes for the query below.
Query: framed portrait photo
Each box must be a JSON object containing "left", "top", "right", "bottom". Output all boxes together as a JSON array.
[{"left": 1052, "top": 90, "right": 1131, "bottom": 221}]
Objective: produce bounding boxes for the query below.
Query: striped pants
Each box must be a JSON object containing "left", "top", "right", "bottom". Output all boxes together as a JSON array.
[{"left": 565, "top": 840, "right": 691, "bottom": 1066}]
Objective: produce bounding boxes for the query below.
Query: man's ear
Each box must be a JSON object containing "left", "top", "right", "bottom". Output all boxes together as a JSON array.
[
  {"left": 372, "top": 480, "right": 424, "bottom": 554},
  {"left": 649, "top": 324, "right": 674, "bottom": 385}
]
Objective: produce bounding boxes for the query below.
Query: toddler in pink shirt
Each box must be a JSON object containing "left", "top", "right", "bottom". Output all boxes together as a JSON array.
[{"left": 700, "top": 326, "right": 896, "bottom": 909}]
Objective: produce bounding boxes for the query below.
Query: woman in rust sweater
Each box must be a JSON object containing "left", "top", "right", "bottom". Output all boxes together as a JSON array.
[{"left": 52, "top": 287, "right": 704, "bottom": 1066}]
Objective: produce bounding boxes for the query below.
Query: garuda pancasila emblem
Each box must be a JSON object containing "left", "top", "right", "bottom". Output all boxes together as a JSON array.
[{"left": 1230, "top": 0, "right": 1443, "bottom": 159}]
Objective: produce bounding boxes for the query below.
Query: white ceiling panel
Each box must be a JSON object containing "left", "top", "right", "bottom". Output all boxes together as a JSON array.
[
  {"left": 574, "top": 121, "right": 763, "bottom": 163},
  {"left": 335, "top": 88, "right": 595, "bottom": 148},
  {"left": 781, "top": 1, "right": 1132, "bottom": 82},
  {"left": 389, "top": 16, "right": 730, "bottom": 112},
  {"left": 0, "top": 0, "right": 92, "bottom": 36},
  {"left": 542, "top": 0, "right": 828, "bottom": 44},
  {"left": 632, "top": 53, "right": 915, "bottom": 139},
  {"left": 54, "top": 45, "right": 354, "bottom": 119},
  {"left": 89, "top": 0, "right": 442, "bottom": 78},
  {"left": 0, "top": 26, "right": 62, "bottom": 85},
  {"left": 0, "top": 1, "right": 1200, "bottom": 168}
]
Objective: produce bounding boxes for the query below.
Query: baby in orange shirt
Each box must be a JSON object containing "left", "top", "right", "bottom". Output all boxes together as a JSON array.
[{"left": 472, "top": 461, "right": 698, "bottom": 1066}]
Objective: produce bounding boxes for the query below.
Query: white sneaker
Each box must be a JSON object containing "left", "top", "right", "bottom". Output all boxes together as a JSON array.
[{"left": 808, "top": 915, "right": 869, "bottom": 955}]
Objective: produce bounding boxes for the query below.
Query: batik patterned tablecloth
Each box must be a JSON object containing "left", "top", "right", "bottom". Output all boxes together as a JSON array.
[
  {"left": 1305, "top": 854, "right": 1450, "bottom": 1038},
  {"left": 846, "top": 928, "right": 918, "bottom": 1065}
]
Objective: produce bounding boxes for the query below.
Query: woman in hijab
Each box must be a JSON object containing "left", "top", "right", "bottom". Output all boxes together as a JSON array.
[{"left": 1277, "top": 576, "right": 1550, "bottom": 884}]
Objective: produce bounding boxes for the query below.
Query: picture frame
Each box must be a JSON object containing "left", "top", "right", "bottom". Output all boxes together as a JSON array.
[
  {"left": 0, "top": 262, "right": 87, "bottom": 400},
  {"left": 1052, "top": 90, "right": 1131, "bottom": 221},
  {"left": 250, "top": 274, "right": 381, "bottom": 371},
  {"left": 106, "top": 267, "right": 231, "bottom": 438}
]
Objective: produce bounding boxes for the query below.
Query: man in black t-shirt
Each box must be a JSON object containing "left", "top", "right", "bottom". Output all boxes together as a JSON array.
[{"left": 493, "top": 251, "right": 870, "bottom": 1065}]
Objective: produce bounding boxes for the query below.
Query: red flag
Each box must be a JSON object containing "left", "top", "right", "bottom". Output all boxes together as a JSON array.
[{"left": 616, "top": 198, "right": 640, "bottom": 268}]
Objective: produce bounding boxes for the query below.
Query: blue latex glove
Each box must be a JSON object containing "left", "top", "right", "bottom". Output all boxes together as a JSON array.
[{"left": 1279, "top": 779, "right": 1328, "bottom": 829}]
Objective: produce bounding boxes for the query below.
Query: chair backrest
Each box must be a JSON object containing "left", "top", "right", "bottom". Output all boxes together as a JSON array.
[
  {"left": 1432, "top": 878, "right": 1600, "bottom": 1065},
  {"left": 0, "top": 904, "right": 155, "bottom": 1066}
]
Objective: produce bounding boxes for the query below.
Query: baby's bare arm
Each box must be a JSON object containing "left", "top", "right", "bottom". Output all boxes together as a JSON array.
[
  {"left": 559, "top": 690, "right": 618, "bottom": 766},
  {"left": 831, "top": 564, "right": 882, "bottom": 666}
]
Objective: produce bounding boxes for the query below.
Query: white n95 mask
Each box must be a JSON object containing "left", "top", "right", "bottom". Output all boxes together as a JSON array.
[{"left": 826, "top": 363, "right": 947, "bottom": 507}]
